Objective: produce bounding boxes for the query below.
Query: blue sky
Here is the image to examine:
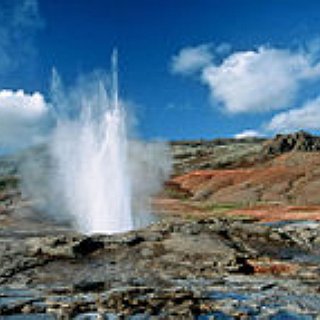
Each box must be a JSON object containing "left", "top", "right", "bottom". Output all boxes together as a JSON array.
[{"left": 2, "top": 0, "right": 320, "bottom": 144}]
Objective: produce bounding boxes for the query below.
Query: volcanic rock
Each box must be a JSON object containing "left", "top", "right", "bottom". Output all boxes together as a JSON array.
[
  {"left": 263, "top": 130, "right": 320, "bottom": 155},
  {"left": 0, "top": 133, "right": 320, "bottom": 317}
]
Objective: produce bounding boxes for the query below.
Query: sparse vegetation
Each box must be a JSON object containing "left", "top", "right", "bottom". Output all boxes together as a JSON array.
[{"left": 201, "top": 202, "right": 245, "bottom": 212}]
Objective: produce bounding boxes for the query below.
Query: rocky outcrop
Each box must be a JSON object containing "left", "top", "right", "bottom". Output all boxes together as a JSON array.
[
  {"left": 263, "top": 131, "right": 320, "bottom": 155},
  {"left": 27, "top": 235, "right": 104, "bottom": 259},
  {"left": 0, "top": 216, "right": 319, "bottom": 317}
]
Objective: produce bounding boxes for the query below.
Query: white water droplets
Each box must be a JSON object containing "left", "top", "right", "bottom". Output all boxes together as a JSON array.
[{"left": 50, "top": 50, "right": 133, "bottom": 234}]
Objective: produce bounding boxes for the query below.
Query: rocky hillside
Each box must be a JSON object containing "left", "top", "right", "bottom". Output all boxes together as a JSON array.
[
  {"left": 171, "top": 137, "right": 266, "bottom": 174},
  {"left": 169, "top": 131, "right": 320, "bottom": 205}
]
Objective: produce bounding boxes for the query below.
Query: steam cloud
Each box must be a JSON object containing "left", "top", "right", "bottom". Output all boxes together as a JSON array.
[{"left": 20, "top": 69, "right": 172, "bottom": 232}]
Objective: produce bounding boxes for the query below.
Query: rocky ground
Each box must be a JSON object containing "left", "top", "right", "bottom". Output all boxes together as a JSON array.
[
  {"left": 169, "top": 131, "right": 320, "bottom": 206},
  {"left": 1, "top": 204, "right": 319, "bottom": 319},
  {"left": 0, "top": 131, "right": 320, "bottom": 319}
]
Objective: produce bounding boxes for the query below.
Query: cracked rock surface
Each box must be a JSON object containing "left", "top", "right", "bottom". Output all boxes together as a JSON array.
[{"left": 0, "top": 202, "right": 319, "bottom": 318}]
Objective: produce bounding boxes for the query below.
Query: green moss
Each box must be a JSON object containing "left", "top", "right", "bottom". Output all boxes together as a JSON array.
[{"left": 202, "top": 202, "right": 244, "bottom": 212}]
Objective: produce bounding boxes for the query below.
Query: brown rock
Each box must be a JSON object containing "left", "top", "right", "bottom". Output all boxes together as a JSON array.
[{"left": 246, "top": 258, "right": 299, "bottom": 275}]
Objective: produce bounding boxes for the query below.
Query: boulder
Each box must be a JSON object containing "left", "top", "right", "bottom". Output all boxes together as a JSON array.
[{"left": 263, "top": 131, "right": 320, "bottom": 156}]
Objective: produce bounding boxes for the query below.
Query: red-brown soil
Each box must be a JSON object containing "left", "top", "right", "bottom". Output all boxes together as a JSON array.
[
  {"left": 154, "top": 197, "right": 320, "bottom": 222},
  {"left": 170, "top": 152, "right": 320, "bottom": 205},
  {"left": 226, "top": 204, "right": 320, "bottom": 222},
  {"left": 246, "top": 258, "right": 300, "bottom": 275},
  {"left": 157, "top": 151, "right": 320, "bottom": 222}
]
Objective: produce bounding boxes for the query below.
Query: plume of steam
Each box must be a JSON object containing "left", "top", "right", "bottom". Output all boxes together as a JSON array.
[
  {"left": 20, "top": 68, "right": 172, "bottom": 233},
  {"left": 129, "top": 141, "right": 171, "bottom": 213}
]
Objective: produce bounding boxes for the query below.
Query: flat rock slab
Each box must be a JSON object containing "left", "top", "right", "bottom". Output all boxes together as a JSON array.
[{"left": 0, "top": 215, "right": 319, "bottom": 317}]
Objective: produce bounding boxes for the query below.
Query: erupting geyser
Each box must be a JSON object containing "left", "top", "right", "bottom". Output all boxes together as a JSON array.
[
  {"left": 51, "top": 50, "right": 133, "bottom": 234},
  {"left": 19, "top": 50, "right": 171, "bottom": 235}
]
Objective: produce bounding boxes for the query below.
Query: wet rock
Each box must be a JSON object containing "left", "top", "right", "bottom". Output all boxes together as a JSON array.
[
  {"left": 73, "top": 281, "right": 105, "bottom": 293},
  {"left": 125, "top": 234, "right": 145, "bottom": 247},
  {"left": 72, "top": 237, "right": 104, "bottom": 257},
  {"left": 27, "top": 236, "right": 76, "bottom": 258},
  {"left": 0, "top": 206, "right": 319, "bottom": 317},
  {"left": 0, "top": 297, "right": 37, "bottom": 315},
  {"left": 277, "top": 221, "right": 320, "bottom": 250},
  {"left": 26, "top": 235, "right": 104, "bottom": 259}
]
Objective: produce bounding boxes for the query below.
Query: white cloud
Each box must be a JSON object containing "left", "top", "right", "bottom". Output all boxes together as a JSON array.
[
  {"left": 0, "top": 89, "right": 46, "bottom": 113},
  {"left": 201, "top": 46, "right": 320, "bottom": 113},
  {"left": 172, "top": 42, "right": 320, "bottom": 134},
  {"left": 0, "top": 89, "right": 49, "bottom": 149},
  {"left": 234, "top": 130, "right": 261, "bottom": 139},
  {"left": 266, "top": 96, "right": 320, "bottom": 132},
  {"left": 171, "top": 44, "right": 213, "bottom": 75}
]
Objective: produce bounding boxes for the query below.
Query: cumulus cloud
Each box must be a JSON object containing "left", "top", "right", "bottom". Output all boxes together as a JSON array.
[
  {"left": 172, "top": 43, "right": 320, "bottom": 115},
  {"left": 266, "top": 96, "right": 320, "bottom": 133},
  {"left": 0, "top": 90, "right": 49, "bottom": 149},
  {"left": 0, "top": 0, "right": 45, "bottom": 152},
  {"left": 171, "top": 42, "right": 320, "bottom": 135},
  {"left": 201, "top": 47, "right": 320, "bottom": 113},
  {"left": 234, "top": 130, "right": 261, "bottom": 139},
  {"left": 0, "top": 0, "right": 43, "bottom": 77},
  {"left": 171, "top": 44, "right": 213, "bottom": 75}
]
